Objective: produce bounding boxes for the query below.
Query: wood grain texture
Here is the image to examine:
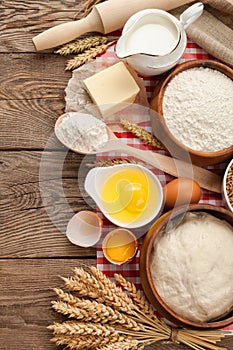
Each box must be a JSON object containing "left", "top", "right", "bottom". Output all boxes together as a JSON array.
[
  {"left": 0, "top": 259, "right": 232, "bottom": 350},
  {"left": 0, "top": 259, "right": 96, "bottom": 350},
  {"left": 0, "top": 98, "right": 65, "bottom": 149},
  {"left": 0, "top": 150, "right": 96, "bottom": 257},
  {"left": 0, "top": 1, "right": 85, "bottom": 53},
  {"left": 0, "top": 53, "right": 71, "bottom": 100}
]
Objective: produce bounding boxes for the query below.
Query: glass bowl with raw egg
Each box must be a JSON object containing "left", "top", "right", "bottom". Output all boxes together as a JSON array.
[{"left": 84, "top": 164, "right": 163, "bottom": 229}]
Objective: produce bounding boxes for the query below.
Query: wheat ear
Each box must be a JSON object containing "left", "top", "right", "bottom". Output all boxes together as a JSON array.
[
  {"left": 98, "top": 339, "right": 141, "bottom": 350},
  {"left": 49, "top": 321, "right": 131, "bottom": 349},
  {"left": 86, "top": 158, "right": 139, "bottom": 168},
  {"left": 114, "top": 274, "right": 155, "bottom": 318},
  {"left": 55, "top": 35, "right": 108, "bottom": 55},
  {"left": 121, "top": 119, "right": 165, "bottom": 150},
  {"left": 49, "top": 267, "right": 227, "bottom": 350},
  {"left": 66, "top": 41, "right": 115, "bottom": 70},
  {"left": 51, "top": 299, "right": 144, "bottom": 330},
  {"left": 70, "top": 267, "right": 135, "bottom": 313}
]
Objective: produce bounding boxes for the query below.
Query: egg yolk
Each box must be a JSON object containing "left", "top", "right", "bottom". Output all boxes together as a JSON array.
[
  {"left": 100, "top": 168, "right": 152, "bottom": 224},
  {"left": 118, "top": 181, "right": 147, "bottom": 212},
  {"left": 105, "top": 231, "right": 136, "bottom": 263}
]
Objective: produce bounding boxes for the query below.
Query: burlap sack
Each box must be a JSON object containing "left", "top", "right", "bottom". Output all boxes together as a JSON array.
[{"left": 171, "top": 0, "right": 233, "bottom": 67}]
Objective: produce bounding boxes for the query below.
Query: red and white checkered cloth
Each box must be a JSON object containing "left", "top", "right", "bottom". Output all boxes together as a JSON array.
[{"left": 95, "top": 39, "right": 233, "bottom": 332}]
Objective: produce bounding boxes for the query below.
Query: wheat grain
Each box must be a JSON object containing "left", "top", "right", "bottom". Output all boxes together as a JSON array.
[
  {"left": 54, "top": 288, "right": 78, "bottom": 304},
  {"left": 226, "top": 164, "right": 233, "bottom": 208},
  {"left": 49, "top": 267, "right": 226, "bottom": 350},
  {"left": 61, "top": 276, "right": 99, "bottom": 298},
  {"left": 86, "top": 158, "right": 139, "bottom": 168},
  {"left": 49, "top": 321, "right": 129, "bottom": 349},
  {"left": 98, "top": 339, "right": 140, "bottom": 350},
  {"left": 51, "top": 300, "right": 89, "bottom": 320},
  {"left": 90, "top": 267, "right": 134, "bottom": 305},
  {"left": 62, "top": 270, "right": 133, "bottom": 313},
  {"left": 52, "top": 298, "right": 144, "bottom": 330},
  {"left": 114, "top": 274, "right": 155, "bottom": 318},
  {"left": 55, "top": 35, "right": 108, "bottom": 55},
  {"left": 71, "top": 267, "right": 134, "bottom": 313},
  {"left": 113, "top": 273, "right": 169, "bottom": 337},
  {"left": 49, "top": 321, "right": 116, "bottom": 336},
  {"left": 66, "top": 41, "right": 115, "bottom": 70},
  {"left": 51, "top": 333, "right": 114, "bottom": 350},
  {"left": 121, "top": 119, "right": 165, "bottom": 150}
]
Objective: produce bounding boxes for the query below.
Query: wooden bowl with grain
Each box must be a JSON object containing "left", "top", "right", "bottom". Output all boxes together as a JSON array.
[
  {"left": 223, "top": 158, "right": 233, "bottom": 212},
  {"left": 150, "top": 60, "right": 233, "bottom": 166},
  {"left": 140, "top": 204, "right": 233, "bottom": 329}
]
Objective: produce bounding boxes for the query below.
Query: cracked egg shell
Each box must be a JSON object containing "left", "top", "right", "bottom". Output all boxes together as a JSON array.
[{"left": 66, "top": 211, "right": 103, "bottom": 247}]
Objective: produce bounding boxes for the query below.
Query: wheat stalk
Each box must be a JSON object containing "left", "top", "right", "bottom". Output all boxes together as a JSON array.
[
  {"left": 121, "top": 119, "right": 165, "bottom": 150},
  {"left": 66, "top": 41, "right": 115, "bottom": 70},
  {"left": 55, "top": 34, "right": 108, "bottom": 55},
  {"left": 86, "top": 158, "right": 139, "bottom": 168},
  {"left": 49, "top": 321, "right": 133, "bottom": 349},
  {"left": 90, "top": 266, "right": 135, "bottom": 307},
  {"left": 49, "top": 266, "right": 226, "bottom": 350},
  {"left": 52, "top": 298, "right": 143, "bottom": 330},
  {"left": 61, "top": 275, "right": 99, "bottom": 298},
  {"left": 69, "top": 267, "right": 135, "bottom": 313},
  {"left": 62, "top": 273, "right": 133, "bottom": 313},
  {"left": 49, "top": 321, "right": 116, "bottom": 336},
  {"left": 114, "top": 274, "right": 156, "bottom": 319},
  {"left": 98, "top": 339, "right": 141, "bottom": 350},
  {"left": 51, "top": 333, "right": 121, "bottom": 350}
]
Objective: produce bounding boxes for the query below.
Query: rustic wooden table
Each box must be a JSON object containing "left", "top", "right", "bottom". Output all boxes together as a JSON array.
[{"left": 1, "top": 1, "right": 232, "bottom": 349}]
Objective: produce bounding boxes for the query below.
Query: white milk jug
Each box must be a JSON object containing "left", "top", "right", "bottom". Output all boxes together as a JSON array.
[{"left": 115, "top": 2, "right": 204, "bottom": 76}]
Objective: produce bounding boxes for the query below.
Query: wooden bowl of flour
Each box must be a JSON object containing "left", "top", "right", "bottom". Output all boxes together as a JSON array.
[
  {"left": 140, "top": 204, "right": 233, "bottom": 329},
  {"left": 150, "top": 60, "right": 233, "bottom": 166}
]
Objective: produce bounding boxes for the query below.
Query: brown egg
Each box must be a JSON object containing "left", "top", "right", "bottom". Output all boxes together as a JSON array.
[{"left": 163, "top": 178, "right": 201, "bottom": 210}]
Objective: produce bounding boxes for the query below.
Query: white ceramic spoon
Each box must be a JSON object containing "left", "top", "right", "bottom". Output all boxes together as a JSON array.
[{"left": 55, "top": 113, "right": 221, "bottom": 194}]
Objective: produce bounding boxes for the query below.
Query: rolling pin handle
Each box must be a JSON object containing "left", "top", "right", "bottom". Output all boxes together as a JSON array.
[{"left": 32, "top": 8, "right": 104, "bottom": 51}]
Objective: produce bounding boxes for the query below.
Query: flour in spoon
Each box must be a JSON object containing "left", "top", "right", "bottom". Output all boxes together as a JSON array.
[
  {"left": 162, "top": 67, "right": 233, "bottom": 152},
  {"left": 56, "top": 112, "right": 108, "bottom": 153}
]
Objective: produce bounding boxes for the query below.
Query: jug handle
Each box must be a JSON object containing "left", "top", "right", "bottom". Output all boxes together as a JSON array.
[{"left": 180, "top": 2, "right": 204, "bottom": 29}]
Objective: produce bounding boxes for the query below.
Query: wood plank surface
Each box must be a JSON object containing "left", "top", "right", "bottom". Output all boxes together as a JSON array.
[
  {"left": 0, "top": 259, "right": 96, "bottom": 350},
  {"left": 0, "top": 53, "right": 70, "bottom": 148},
  {"left": 0, "top": 259, "right": 232, "bottom": 350},
  {"left": 1, "top": 0, "right": 85, "bottom": 53},
  {"left": 0, "top": 98, "right": 65, "bottom": 149},
  {"left": 0, "top": 53, "right": 70, "bottom": 100},
  {"left": 0, "top": 150, "right": 96, "bottom": 257}
]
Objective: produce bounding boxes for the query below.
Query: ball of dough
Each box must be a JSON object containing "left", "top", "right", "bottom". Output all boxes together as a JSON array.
[{"left": 150, "top": 212, "right": 233, "bottom": 322}]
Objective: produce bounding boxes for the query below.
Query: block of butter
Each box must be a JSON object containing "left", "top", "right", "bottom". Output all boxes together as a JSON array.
[{"left": 83, "top": 62, "right": 140, "bottom": 118}]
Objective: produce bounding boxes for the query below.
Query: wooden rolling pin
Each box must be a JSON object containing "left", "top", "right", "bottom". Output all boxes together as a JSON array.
[{"left": 33, "top": 0, "right": 194, "bottom": 50}]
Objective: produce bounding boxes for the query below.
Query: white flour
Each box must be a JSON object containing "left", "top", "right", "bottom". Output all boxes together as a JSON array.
[
  {"left": 162, "top": 67, "right": 233, "bottom": 152},
  {"left": 56, "top": 112, "right": 108, "bottom": 153}
]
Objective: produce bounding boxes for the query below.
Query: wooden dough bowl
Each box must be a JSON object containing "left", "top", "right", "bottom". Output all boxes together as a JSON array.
[
  {"left": 150, "top": 60, "right": 233, "bottom": 166},
  {"left": 140, "top": 204, "right": 233, "bottom": 329}
]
